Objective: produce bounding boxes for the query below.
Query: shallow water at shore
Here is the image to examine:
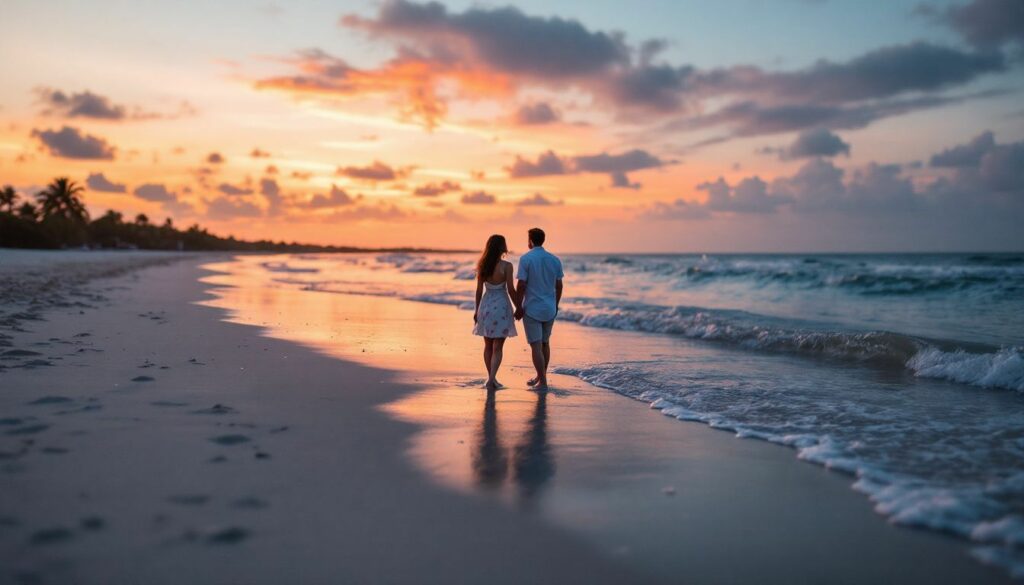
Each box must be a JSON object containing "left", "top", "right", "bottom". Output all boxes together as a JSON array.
[{"left": 204, "top": 253, "right": 1024, "bottom": 579}]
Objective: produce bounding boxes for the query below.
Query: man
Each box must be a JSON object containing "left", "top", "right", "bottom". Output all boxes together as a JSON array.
[{"left": 514, "top": 227, "right": 563, "bottom": 391}]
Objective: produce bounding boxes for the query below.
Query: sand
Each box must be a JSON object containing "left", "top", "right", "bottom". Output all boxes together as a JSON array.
[
  {"left": 0, "top": 251, "right": 1015, "bottom": 584},
  {"left": 0, "top": 252, "right": 647, "bottom": 585}
]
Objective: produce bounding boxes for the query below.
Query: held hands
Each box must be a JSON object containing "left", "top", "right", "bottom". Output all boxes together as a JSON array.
[{"left": 514, "top": 307, "right": 524, "bottom": 321}]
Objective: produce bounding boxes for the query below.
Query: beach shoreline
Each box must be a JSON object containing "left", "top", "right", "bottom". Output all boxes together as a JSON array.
[
  {"left": 205, "top": 253, "right": 1019, "bottom": 584},
  {"left": 0, "top": 250, "right": 1016, "bottom": 584}
]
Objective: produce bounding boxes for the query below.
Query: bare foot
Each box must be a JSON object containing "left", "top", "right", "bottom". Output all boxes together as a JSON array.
[
  {"left": 485, "top": 380, "right": 497, "bottom": 391},
  {"left": 535, "top": 382, "right": 549, "bottom": 392},
  {"left": 494, "top": 380, "right": 506, "bottom": 389},
  {"left": 527, "top": 377, "right": 539, "bottom": 387}
]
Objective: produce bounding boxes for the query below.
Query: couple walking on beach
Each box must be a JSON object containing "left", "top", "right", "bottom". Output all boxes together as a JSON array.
[{"left": 473, "top": 227, "right": 563, "bottom": 392}]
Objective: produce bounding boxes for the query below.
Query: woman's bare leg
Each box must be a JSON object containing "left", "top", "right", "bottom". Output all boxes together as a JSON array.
[
  {"left": 487, "top": 337, "right": 505, "bottom": 390},
  {"left": 483, "top": 338, "right": 494, "bottom": 387}
]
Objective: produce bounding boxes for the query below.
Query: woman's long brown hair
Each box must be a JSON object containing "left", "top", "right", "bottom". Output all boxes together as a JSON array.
[{"left": 477, "top": 234, "right": 507, "bottom": 281}]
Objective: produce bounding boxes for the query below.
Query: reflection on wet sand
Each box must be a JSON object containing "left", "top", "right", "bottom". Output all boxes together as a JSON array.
[
  {"left": 472, "top": 390, "right": 508, "bottom": 489},
  {"left": 201, "top": 259, "right": 574, "bottom": 509},
  {"left": 512, "top": 391, "right": 553, "bottom": 504},
  {"left": 472, "top": 390, "right": 554, "bottom": 506}
]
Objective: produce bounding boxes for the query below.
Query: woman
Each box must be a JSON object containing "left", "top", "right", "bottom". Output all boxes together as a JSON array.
[{"left": 473, "top": 234, "right": 519, "bottom": 391}]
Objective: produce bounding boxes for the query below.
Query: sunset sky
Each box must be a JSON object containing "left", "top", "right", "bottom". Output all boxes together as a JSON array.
[{"left": 1, "top": 0, "right": 1022, "bottom": 252}]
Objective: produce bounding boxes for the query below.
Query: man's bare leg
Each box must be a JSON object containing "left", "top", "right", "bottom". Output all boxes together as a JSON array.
[
  {"left": 527, "top": 342, "right": 551, "bottom": 386},
  {"left": 530, "top": 341, "right": 548, "bottom": 390}
]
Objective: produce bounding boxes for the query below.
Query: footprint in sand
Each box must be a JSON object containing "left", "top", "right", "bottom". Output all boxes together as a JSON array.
[
  {"left": 209, "top": 434, "right": 250, "bottom": 446},
  {"left": 203, "top": 526, "right": 250, "bottom": 545},
  {"left": 5, "top": 424, "right": 49, "bottom": 436},
  {"left": 55, "top": 404, "right": 102, "bottom": 416},
  {"left": 80, "top": 517, "right": 105, "bottom": 531},
  {"left": 131, "top": 375, "right": 155, "bottom": 382},
  {"left": 29, "top": 527, "right": 74, "bottom": 545},
  {"left": 230, "top": 497, "right": 268, "bottom": 510},
  {"left": 27, "top": 396, "right": 72, "bottom": 405},
  {"left": 166, "top": 494, "right": 211, "bottom": 506},
  {"left": 0, "top": 444, "right": 29, "bottom": 461},
  {"left": 19, "top": 360, "right": 54, "bottom": 368},
  {"left": 138, "top": 311, "right": 167, "bottom": 323},
  {"left": 2, "top": 349, "right": 42, "bottom": 357},
  {"left": 191, "top": 404, "right": 236, "bottom": 415},
  {"left": 0, "top": 417, "right": 32, "bottom": 426}
]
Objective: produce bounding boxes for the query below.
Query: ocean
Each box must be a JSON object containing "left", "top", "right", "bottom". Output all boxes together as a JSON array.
[{"left": 249, "top": 251, "right": 1024, "bottom": 576}]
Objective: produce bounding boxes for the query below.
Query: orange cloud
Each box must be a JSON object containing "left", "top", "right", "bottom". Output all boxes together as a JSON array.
[{"left": 254, "top": 49, "right": 512, "bottom": 129}]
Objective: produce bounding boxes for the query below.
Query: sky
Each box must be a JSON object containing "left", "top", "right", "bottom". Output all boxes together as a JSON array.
[{"left": 1, "top": 0, "right": 1022, "bottom": 252}]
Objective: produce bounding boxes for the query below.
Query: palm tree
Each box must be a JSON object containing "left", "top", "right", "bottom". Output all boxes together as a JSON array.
[
  {"left": 98, "top": 209, "right": 123, "bottom": 224},
  {"left": 0, "top": 185, "right": 17, "bottom": 214},
  {"left": 36, "top": 177, "right": 88, "bottom": 223},
  {"left": 17, "top": 201, "right": 37, "bottom": 221}
]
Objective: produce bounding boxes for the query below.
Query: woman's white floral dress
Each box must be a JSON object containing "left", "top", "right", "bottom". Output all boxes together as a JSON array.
[{"left": 473, "top": 281, "right": 518, "bottom": 338}]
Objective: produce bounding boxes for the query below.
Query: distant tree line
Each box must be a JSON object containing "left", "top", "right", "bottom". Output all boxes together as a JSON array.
[{"left": 0, "top": 177, "right": 460, "bottom": 253}]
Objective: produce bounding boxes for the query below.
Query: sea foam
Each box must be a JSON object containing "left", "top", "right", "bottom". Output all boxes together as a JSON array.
[
  {"left": 908, "top": 346, "right": 1024, "bottom": 392},
  {"left": 556, "top": 361, "right": 1024, "bottom": 577}
]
